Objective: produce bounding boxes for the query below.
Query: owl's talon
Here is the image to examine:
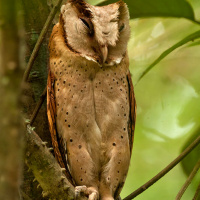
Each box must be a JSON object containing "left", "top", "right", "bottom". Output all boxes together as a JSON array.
[
  {"left": 88, "top": 191, "right": 98, "bottom": 200},
  {"left": 88, "top": 187, "right": 99, "bottom": 200},
  {"left": 75, "top": 186, "right": 88, "bottom": 200},
  {"left": 75, "top": 186, "right": 99, "bottom": 200}
]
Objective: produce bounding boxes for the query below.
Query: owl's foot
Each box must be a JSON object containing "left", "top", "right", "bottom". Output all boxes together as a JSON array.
[
  {"left": 75, "top": 186, "right": 99, "bottom": 200},
  {"left": 88, "top": 187, "right": 99, "bottom": 200},
  {"left": 101, "top": 196, "right": 114, "bottom": 200}
]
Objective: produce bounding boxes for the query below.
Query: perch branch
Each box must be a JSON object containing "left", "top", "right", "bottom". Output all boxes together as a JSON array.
[
  {"left": 123, "top": 135, "right": 200, "bottom": 200},
  {"left": 25, "top": 125, "right": 75, "bottom": 199},
  {"left": 176, "top": 159, "right": 200, "bottom": 200},
  {"left": 30, "top": 86, "right": 47, "bottom": 126},
  {"left": 22, "top": 0, "right": 63, "bottom": 82},
  {"left": 193, "top": 182, "right": 200, "bottom": 200}
]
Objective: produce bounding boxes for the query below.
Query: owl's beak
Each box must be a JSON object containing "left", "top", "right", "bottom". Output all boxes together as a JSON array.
[{"left": 100, "top": 45, "right": 108, "bottom": 64}]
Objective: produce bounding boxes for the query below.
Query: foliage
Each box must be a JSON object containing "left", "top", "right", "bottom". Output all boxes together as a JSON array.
[{"left": 97, "top": 0, "right": 198, "bottom": 23}]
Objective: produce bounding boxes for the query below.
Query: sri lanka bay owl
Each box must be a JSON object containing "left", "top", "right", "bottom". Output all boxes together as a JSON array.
[{"left": 47, "top": 0, "right": 136, "bottom": 199}]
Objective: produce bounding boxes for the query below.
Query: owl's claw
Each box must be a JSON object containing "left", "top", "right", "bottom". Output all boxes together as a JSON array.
[
  {"left": 88, "top": 188, "right": 98, "bottom": 200},
  {"left": 75, "top": 186, "right": 88, "bottom": 200},
  {"left": 75, "top": 186, "right": 99, "bottom": 200}
]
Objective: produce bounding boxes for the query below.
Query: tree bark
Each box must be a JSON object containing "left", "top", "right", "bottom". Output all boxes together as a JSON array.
[
  {"left": 25, "top": 126, "right": 75, "bottom": 200},
  {"left": 20, "top": 0, "right": 57, "bottom": 198}
]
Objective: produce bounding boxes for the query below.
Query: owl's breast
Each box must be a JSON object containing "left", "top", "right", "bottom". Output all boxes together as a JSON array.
[
  {"left": 50, "top": 50, "right": 129, "bottom": 157},
  {"left": 93, "top": 62, "right": 130, "bottom": 141}
]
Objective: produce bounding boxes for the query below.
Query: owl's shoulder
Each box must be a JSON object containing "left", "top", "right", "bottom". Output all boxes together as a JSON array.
[{"left": 49, "top": 22, "right": 70, "bottom": 58}]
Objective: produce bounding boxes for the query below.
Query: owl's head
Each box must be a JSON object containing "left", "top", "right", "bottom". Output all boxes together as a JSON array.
[{"left": 60, "top": 0, "right": 130, "bottom": 66}]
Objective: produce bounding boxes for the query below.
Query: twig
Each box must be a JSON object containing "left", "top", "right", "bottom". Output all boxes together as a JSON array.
[
  {"left": 123, "top": 135, "right": 200, "bottom": 200},
  {"left": 22, "top": 0, "right": 63, "bottom": 82},
  {"left": 176, "top": 159, "right": 200, "bottom": 200},
  {"left": 30, "top": 86, "right": 47, "bottom": 126},
  {"left": 136, "top": 30, "right": 200, "bottom": 85},
  {"left": 193, "top": 182, "right": 200, "bottom": 200}
]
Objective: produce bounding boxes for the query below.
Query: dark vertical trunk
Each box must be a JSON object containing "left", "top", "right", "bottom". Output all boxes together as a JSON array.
[
  {"left": 0, "top": 0, "right": 24, "bottom": 199},
  {"left": 20, "top": 0, "right": 53, "bottom": 199}
]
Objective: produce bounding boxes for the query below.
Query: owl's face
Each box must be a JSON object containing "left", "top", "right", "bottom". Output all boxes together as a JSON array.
[{"left": 60, "top": 0, "right": 130, "bottom": 66}]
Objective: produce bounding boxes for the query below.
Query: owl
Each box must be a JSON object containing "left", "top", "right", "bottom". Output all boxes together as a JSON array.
[{"left": 47, "top": 0, "right": 136, "bottom": 200}]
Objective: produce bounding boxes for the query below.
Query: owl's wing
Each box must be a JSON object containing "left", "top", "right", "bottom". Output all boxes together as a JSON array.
[
  {"left": 127, "top": 71, "right": 136, "bottom": 156},
  {"left": 114, "top": 71, "right": 136, "bottom": 199},
  {"left": 47, "top": 69, "right": 75, "bottom": 186}
]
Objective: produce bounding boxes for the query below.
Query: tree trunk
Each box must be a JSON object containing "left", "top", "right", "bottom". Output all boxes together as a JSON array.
[
  {"left": 20, "top": 0, "right": 53, "bottom": 199},
  {"left": 0, "top": 0, "right": 24, "bottom": 199}
]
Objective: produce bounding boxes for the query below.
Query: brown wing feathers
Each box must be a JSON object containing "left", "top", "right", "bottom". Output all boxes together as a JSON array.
[
  {"left": 127, "top": 71, "right": 136, "bottom": 155},
  {"left": 47, "top": 69, "right": 75, "bottom": 186}
]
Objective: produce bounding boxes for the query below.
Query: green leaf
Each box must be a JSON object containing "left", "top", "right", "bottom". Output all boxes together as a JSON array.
[
  {"left": 136, "top": 30, "right": 200, "bottom": 84},
  {"left": 97, "top": 0, "right": 196, "bottom": 22}
]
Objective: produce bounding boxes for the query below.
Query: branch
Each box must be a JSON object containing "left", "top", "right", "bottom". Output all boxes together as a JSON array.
[
  {"left": 123, "top": 135, "right": 200, "bottom": 200},
  {"left": 22, "top": 0, "right": 63, "bottom": 82},
  {"left": 176, "top": 159, "right": 200, "bottom": 200},
  {"left": 136, "top": 30, "right": 200, "bottom": 84},
  {"left": 25, "top": 125, "right": 75, "bottom": 199},
  {"left": 30, "top": 86, "right": 47, "bottom": 126},
  {"left": 193, "top": 182, "right": 200, "bottom": 200}
]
